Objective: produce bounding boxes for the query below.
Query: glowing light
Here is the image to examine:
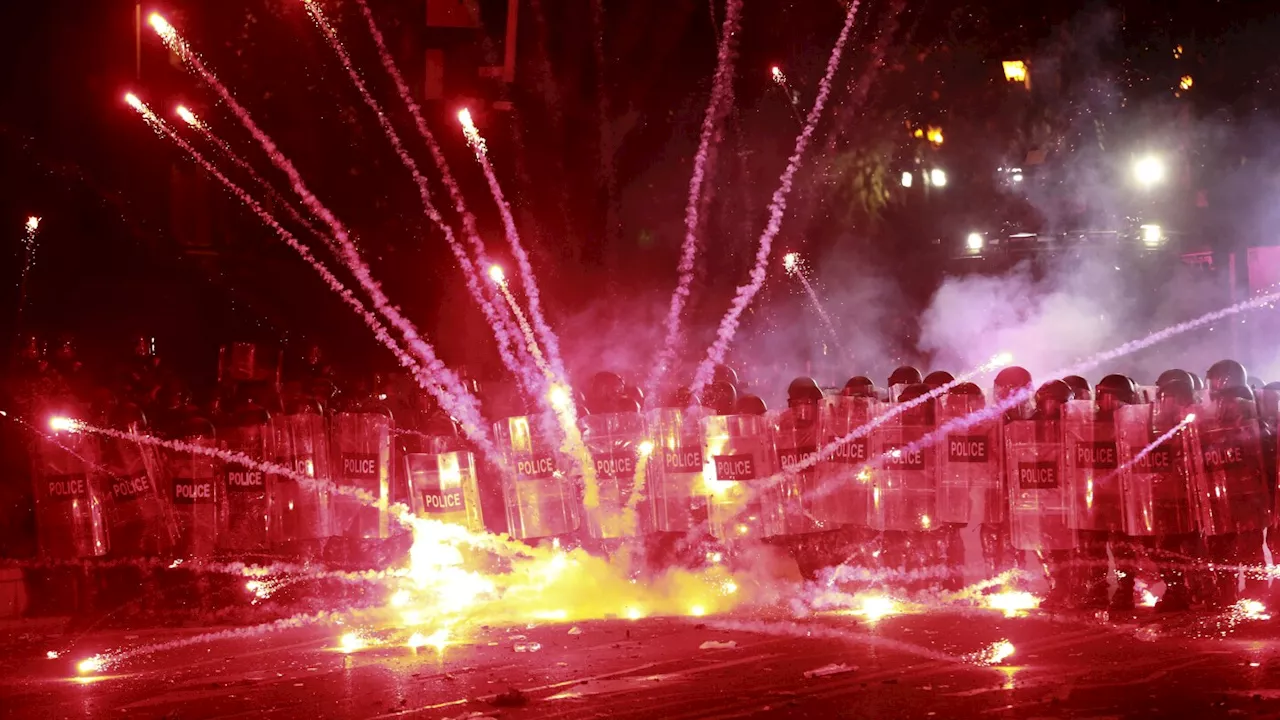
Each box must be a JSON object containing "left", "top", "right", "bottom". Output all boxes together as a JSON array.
[
  {"left": 1011, "top": 173, "right": 1023, "bottom": 183},
  {"left": 707, "top": 552, "right": 723, "bottom": 564},
  {"left": 408, "top": 628, "right": 450, "bottom": 653},
  {"left": 547, "top": 383, "right": 572, "bottom": 410},
  {"left": 148, "top": 13, "right": 174, "bottom": 41},
  {"left": 900, "top": 171, "right": 913, "bottom": 188},
  {"left": 625, "top": 606, "right": 646, "bottom": 620},
  {"left": 771, "top": 66, "right": 785, "bottom": 84},
  {"left": 1141, "top": 589, "right": 1159, "bottom": 607},
  {"left": 966, "top": 232, "right": 984, "bottom": 252},
  {"left": 1140, "top": 224, "right": 1163, "bottom": 247},
  {"left": 339, "top": 632, "right": 367, "bottom": 653},
  {"left": 1133, "top": 156, "right": 1165, "bottom": 188},
  {"left": 1184, "top": 412, "right": 1196, "bottom": 423},
  {"left": 689, "top": 605, "right": 707, "bottom": 617},
  {"left": 1174, "top": 45, "right": 1183, "bottom": 59},
  {"left": 1238, "top": 600, "right": 1270, "bottom": 620},
  {"left": 457, "top": 109, "right": 486, "bottom": 156},
  {"left": 77, "top": 656, "right": 105, "bottom": 674},
  {"left": 930, "top": 168, "right": 947, "bottom": 187},
  {"left": 1179, "top": 75, "right": 1193, "bottom": 91},
  {"left": 26, "top": 216, "right": 40, "bottom": 232},
  {"left": 919, "top": 514, "right": 932, "bottom": 530},
  {"left": 988, "top": 351, "right": 1014, "bottom": 368},
  {"left": 124, "top": 93, "right": 143, "bottom": 110},
  {"left": 389, "top": 589, "right": 410, "bottom": 607},
  {"left": 406, "top": 632, "right": 426, "bottom": 649},
  {"left": 48, "top": 416, "right": 79, "bottom": 433},
  {"left": 487, "top": 264, "right": 505, "bottom": 285},
  {"left": 721, "top": 580, "right": 738, "bottom": 595},
  {"left": 925, "top": 126, "right": 943, "bottom": 145},
  {"left": 637, "top": 440, "right": 654, "bottom": 456},
  {"left": 855, "top": 595, "right": 899, "bottom": 622},
  {"left": 735, "top": 523, "right": 750, "bottom": 536},
  {"left": 175, "top": 106, "right": 198, "bottom": 127},
  {"left": 1002, "top": 60, "right": 1028, "bottom": 84},
  {"left": 986, "top": 640, "right": 1016, "bottom": 665},
  {"left": 46, "top": 650, "right": 59, "bottom": 660},
  {"left": 782, "top": 252, "right": 799, "bottom": 273},
  {"left": 985, "top": 591, "right": 1040, "bottom": 617}
]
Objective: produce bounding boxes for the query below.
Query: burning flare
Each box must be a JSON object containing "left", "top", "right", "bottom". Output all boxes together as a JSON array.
[
  {"left": 175, "top": 105, "right": 199, "bottom": 127},
  {"left": 458, "top": 109, "right": 486, "bottom": 157},
  {"left": 771, "top": 66, "right": 785, "bottom": 84},
  {"left": 25, "top": 216, "right": 40, "bottom": 232},
  {"left": 488, "top": 264, "right": 506, "bottom": 285}
]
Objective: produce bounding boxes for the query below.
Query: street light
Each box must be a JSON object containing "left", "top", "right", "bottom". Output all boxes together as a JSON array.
[{"left": 1133, "top": 156, "right": 1165, "bottom": 188}]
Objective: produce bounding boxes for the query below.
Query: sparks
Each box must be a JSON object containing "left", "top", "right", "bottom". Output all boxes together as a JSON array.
[
  {"left": 25, "top": 216, "right": 40, "bottom": 232},
  {"left": 45, "top": 650, "right": 59, "bottom": 660},
  {"left": 488, "top": 264, "right": 506, "bottom": 285},
  {"left": 124, "top": 92, "right": 143, "bottom": 110},
  {"left": 771, "top": 66, "right": 785, "bottom": 84},
  {"left": 339, "top": 632, "right": 367, "bottom": 653},
  {"left": 625, "top": 606, "right": 645, "bottom": 620},
  {"left": 175, "top": 105, "right": 199, "bottom": 127},
  {"left": 457, "top": 109, "right": 486, "bottom": 156},
  {"left": 854, "top": 595, "right": 899, "bottom": 622},
  {"left": 547, "top": 383, "right": 572, "bottom": 410},
  {"left": 77, "top": 656, "right": 106, "bottom": 675},
  {"left": 689, "top": 605, "right": 707, "bottom": 617},
  {"left": 984, "top": 591, "right": 1040, "bottom": 617},
  {"left": 637, "top": 440, "right": 655, "bottom": 456},
  {"left": 48, "top": 416, "right": 79, "bottom": 433},
  {"left": 782, "top": 251, "right": 799, "bottom": 273},
  {"left": 985, "top": 640, "right": 1016, "bottom": 665}
]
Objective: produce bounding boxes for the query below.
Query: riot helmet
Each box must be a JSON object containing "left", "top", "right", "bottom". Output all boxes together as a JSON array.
[
  {"left": 787, "top": 376, "right": 823, "bottom": 405},
  {"left": 841, "top": 376, "right": 877, "bottom": 398},
  {"left": 712, "top": 364, "right": 739, "bottom": 390},
  {"left": 1096, "top": 373, "right": 1138, "bottom": 416},
  {"left": 621, "top": 384, "right": 645, "bottom": 410},
  {"left": 1034, "top": 380, "right": 1073, "bottom": 420},
  {"left": 661, "top": 385, "right": 698, "bottom": 409},
  {"left": 896, "top": 383, "right": 936, "bottom": 425},
  {"left": 923, "top": 370, "right": 955, "bottom": 390},
  {"left": 1062, "top": 375, "right": 1092, "bottom": 401},
  {"left": 1156, "top": 378, "right": 1196, "bottom": 411},
  {"left": 1206, "top": 359, "right": 1248, "bottom": 396},
  {"left": 948, "top": 382, "right": 986, "bottom": 406},
  {"left": 736, "top": 395, "right": 767, "bottom": 416},
  {"left": 888, "top": 366, "right": 923, "bottom": 388},
  {"left": 1156, "top": 369, "right": 1195, "bottom": 389},
  {"left": 701, "top": 381, "right": 737, "bottom": 416},
  {"left": 1215, "top": 384, "right": 1257, "bottom": 423},
  {"left": 994, "top": 366, "right": 1034, "bottom": 396}
]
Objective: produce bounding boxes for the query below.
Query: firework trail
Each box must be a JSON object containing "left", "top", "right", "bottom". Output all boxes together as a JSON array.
[
  {"left": 146, "top": 16, "right": 491, "bottom": 447},
  {"left": 455, "top": 109, "right": 568, "bottom": 383},
  {"left": 302, "top": 1, "right": 534, "bottom": 394},
  {"left": 174, "top": 106, "right": 328, "bottom": 249},
  {"left": 489, "top": 266, "right": 550, "bottom": 375},
  {"left": 770, "top": 65, "right": 805, "bottom": 126},
  {"left": 647, "top": 0, "right": 744, "bottom": 398},
  {"left": 690, "top": 0, "right": 862, "bottom": 398},
  {"left": 16, "top": 215, "right": 41, "bottom": 324},
  {"left": 784, "top": 252, "right": 845, "bottom": 357},
  {"left": 126, "top": 95, "right": 498, "bottom": 457},
  {"left": 353, "top": 0, "right": 531, "bottom": 376}
]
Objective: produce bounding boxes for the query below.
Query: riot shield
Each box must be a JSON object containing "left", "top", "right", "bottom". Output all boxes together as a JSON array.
[
  {"left": 494, "top": 415, "right": 580, "bottom": 540},
  {"left": 581, "top": 412, "right": 647, "bottom": 539},
  {"left": 767, "top": 407, "right": 826, "bottom": 537},
  {"left": 31, "top": 433, "right": 109, "bottom": 559},
  {"left": 868, "top": 417, "right": 937, "bottom": 532},
  {"left": 1115, "top": 404, "right": 1197, "bottom": 537},
  {"left": 1005, "top": 420, "right": 1075, "bottom": 551},
  {"left": 331, "top": 411, "right": 392, "bottom": 539},
  {"left": 815, "top": 396, "right": 880, "bottom": 527},
  {"left": 646, "top": 407, "right": 708, "bottom": 533},
  {"left": 936, "top": 394, "right": 1003, "bottom": 525},
  {"left": 702, "top": 413, "right": 776, "bottom": 542},
  {"left": 162, "top": 424, "right": 221, "bottom": 558},
  {"left": 405, "top": 451, "right": 484, "bottom": 532},
  {"left": 1190, "top": 403, "right": 1270, "bottom": 535},
  {"left": 99, "top": 423, "right": 176, "bottom": 556},
  {"left": 219, "top": 415, "right": 273, "bottom": 552},
  {"left": 269, "top": 411, "right": 334, "bottom": 544},
  {"left": 1063, "top": 401, "right": 1124, "bottom": 532}
]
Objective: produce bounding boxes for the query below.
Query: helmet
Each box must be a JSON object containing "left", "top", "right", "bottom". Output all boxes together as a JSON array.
[
  {"left": 1206, "top": 359, "right": 1248, "bottom": 394},
  {"left": 888, "top": 366, "right": 923, "bottom": 387},
  {"left": 923, "top": 370, "right": 955, "bottom": 389},
  {"left": 736, "top": 395, "right": 767, "bottom": 416},
  {"left": 1188, "top": 372, "right": 1205, "bottom": 392},
  {"left": 1156, "top": 379, "right": 1196, "bottom": 407},
  {"left": 1248, "top": 375, "right": 1263, "bottom": 390},
  {"left": 621, "top": 384, "right": 645, "bottom": 410},
  {"left": 1156, "top": 369, "right": 1195, "bottom": 389},
  {"left": 786, "top": 376, "right": 824, "bottom": 405},
  {"left": 949, "top": 382, "right": 984, "bottom": 398},
  {"left": 1061, "top": 375, "right": 1091, "bottom": 401},
  {"left": 1215, "top": 385, "right": 1257, "bottom": 422},
  {"left": 712, "top": 364, "right": 739, "bottom": 390},
  {"left": 661, "top": 385, "right": 698, "bottom": 409},
  {"left": 895, "top": 383, "right": 935, "bottom": 423},
  {"left": 994, "top": 366, "right": 1033, "bottom": 394},
  {"left": 1096, "top": 373, "right": 1138, "bottom": 407},
  {"left": 589, "top": 371, "right": 626, "bottom": 402},
  {"left": 701, "top": 381, "right": 738, "bottom": 416},
  {"left": 841, "top": 376, "right": 877, "bottom": 398},
  {"left": 1034, "top": 380, "right": 1072, "bottom": 419}
]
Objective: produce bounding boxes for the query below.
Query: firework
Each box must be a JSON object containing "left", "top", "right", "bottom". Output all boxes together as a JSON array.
[
  {"left": 769, "top": 64, "right": 805, "bottom": 126},
  {"left": 783, "top": 251, "right": 845, "bottom": 358},
  {"left": 145, "top": 17, "right": 493, "bottom": 450},
  {"left": 457, "top": 109, "right": 486, "bottom": 157},
  {"left": 690, "top": 0, "right": 862, "bottom": 399},
  {"left": 648, "top": 0, "right": 743, "bottom": 398}
]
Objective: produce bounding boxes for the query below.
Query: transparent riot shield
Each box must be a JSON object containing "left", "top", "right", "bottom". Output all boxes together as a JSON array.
[
  {"left": 31, "top": 433, "right": 109, "bottom": 559},
  {"left": 816, "top": 396, "right": 879, "bottom": 527},
  {"left": 1005, "top": 420, "right": 1075, "bottom": 551},
  {"left": 581, "top": 412, "right": 647, "bottom": 539},
  {"left": 270, "top": 411, "right": 333, "bottom": 545},
  {"left": 869, "top": 417, "right": 936, "bottom": 532},
  {"left": 99, "top": 424, "right": 176, "bottom": 557},
  {"left": 162, "top": 424, "right": 221, "bottom": 558},
  {"left": 936, "top": 394, "right": 1003, "bottom": 525},
  {"left": 1063, "top": 401, "right": 1124, "bottom": 533},
  {"left": 405, "top": 451, "right": 484, "bottom": 532},
  {"left": 646, "top": 407, "right": 708, "bottom": 533},
  {"left": 1190, "top": 403, "right": 1270, "bottom": 536},
  {"left": 494, "top": 415, "right": 580, "bottom": 540},
  {"left": 703, "top": 413, "right": 776, "bottom": 542},
  {"left": 219, "top": 417, "right": 273, "bottom": 552},
  {"left": 331, "top": 412, "right": 392, "bottom": 540},
  {"left": 768, "top": 407, "right": 826, "bottom": 537},
  {"left": 1115, "top": 404, "right": 1197, "bottom": 537}
]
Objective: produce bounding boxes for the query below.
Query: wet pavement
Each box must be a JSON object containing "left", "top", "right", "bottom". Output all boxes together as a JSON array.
[{"left": 7, "top": 607, "right": 1280, "bottom": 719}]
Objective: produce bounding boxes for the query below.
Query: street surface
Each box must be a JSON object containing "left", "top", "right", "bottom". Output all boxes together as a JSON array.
[{"left": 6, "top": 607, "right": 1280, "bottom": 718}]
